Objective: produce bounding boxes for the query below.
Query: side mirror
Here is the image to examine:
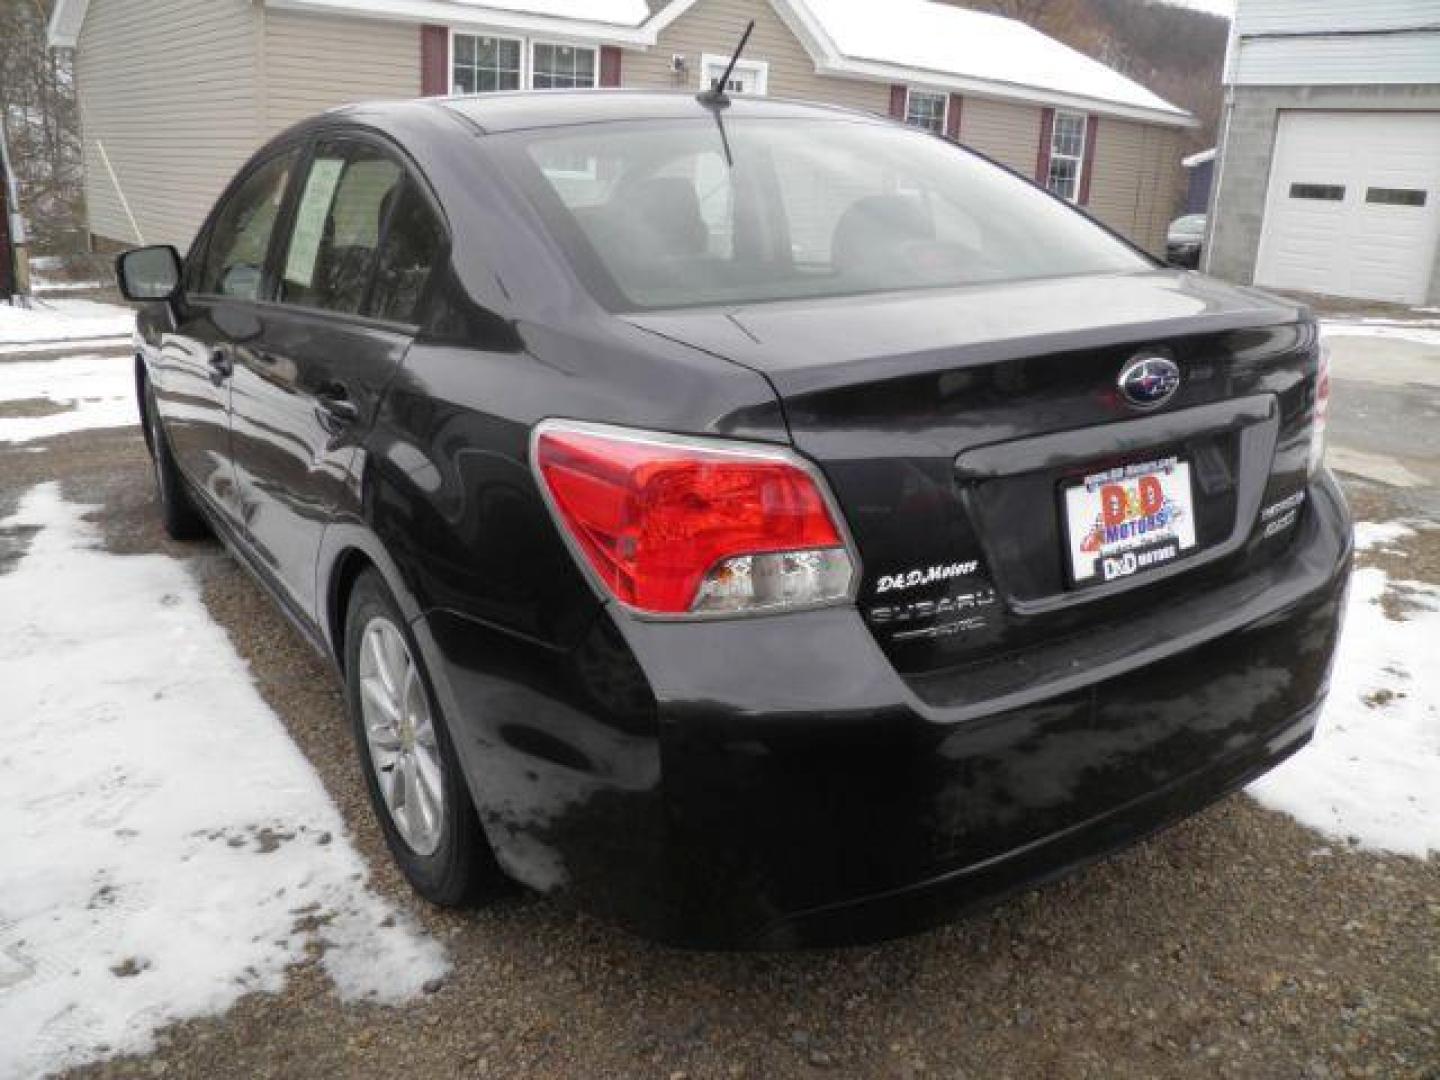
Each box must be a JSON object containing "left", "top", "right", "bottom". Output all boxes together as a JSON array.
[{"left": 116, "top": 245, "right": 183, "bottom": 302}]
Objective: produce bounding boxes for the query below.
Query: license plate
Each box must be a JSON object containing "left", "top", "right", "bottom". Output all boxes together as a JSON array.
[{"left": 1063, "top": 456, "right": 1197, "bottom": 586}]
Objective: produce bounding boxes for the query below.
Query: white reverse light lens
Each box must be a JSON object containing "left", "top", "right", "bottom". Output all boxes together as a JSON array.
[{"left": 691, "top": 548, "right": 854, "bottom": 615}]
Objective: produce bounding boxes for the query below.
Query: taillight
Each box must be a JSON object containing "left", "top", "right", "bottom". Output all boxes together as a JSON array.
[
  {"left": 532, "top": 421, "right": 857, "bottom": 617},
  {"left": 1308, "top": 340, "right": 1331, "bottom": 475}
]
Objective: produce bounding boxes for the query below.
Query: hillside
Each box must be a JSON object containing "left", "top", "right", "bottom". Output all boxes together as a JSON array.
[{"left": 947, "top": 0, "right": 1229, "bottom": 153}]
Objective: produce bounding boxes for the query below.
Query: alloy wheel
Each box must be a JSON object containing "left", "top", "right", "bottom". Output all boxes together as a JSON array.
[{"left": 356, "top": 617, "right": 446, "bottom": 856}]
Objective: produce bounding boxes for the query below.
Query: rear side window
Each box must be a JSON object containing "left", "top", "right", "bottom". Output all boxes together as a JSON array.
[
  {"left": 200, "top": 150, "right": 297, "bottom": 299},
  {"left": 279, "top": 142, "right": 403, "bottom": 314},
  {"left": 370, "top": 182, "right": 443, "bottom": 323}
]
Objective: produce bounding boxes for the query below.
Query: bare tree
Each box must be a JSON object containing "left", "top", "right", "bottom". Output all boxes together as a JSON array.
[{"left": 0, "top": 0, "right": 85, "bottom": 252}]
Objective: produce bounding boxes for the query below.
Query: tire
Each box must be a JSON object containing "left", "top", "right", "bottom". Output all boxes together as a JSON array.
[
  {"left": 142, "top": 380, "right": 208, "bottom": 542},
  {"left": 343, "top": 568, "right": 505, "bottom": 906}
]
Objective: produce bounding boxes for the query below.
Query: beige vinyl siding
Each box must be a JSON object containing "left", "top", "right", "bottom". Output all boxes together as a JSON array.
[
  {"left": 75, "top": 0, "right": 261, "bottom": 251},
  {"left": 959, "top": 98, "right": 1043, "bottom": 176},
  {"left": 621, "top": 0, "right": 889, "bottom": 115},
  {"left": 1086, "top": 117, "right": 1182, "bottom": 255},
  {"left": 261, "top": 11, "right": 422, "bottom": 137}
]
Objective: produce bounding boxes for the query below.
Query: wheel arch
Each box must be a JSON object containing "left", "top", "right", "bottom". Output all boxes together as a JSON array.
[
  {"left": 317, "top": 525, "right": 428, "bottom": 672},
  {"left": 135, "top": 354, "right": 154, "bottom": 454},
  {"left": 325, "top": 546, "right": 373, "bottom": 669}
]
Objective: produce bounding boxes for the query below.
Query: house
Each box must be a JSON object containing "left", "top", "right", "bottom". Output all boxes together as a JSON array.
[
  {"left": 1182, "top": 147, "right": 1214, "bottom": 215},
  {"left": 1206, "top": 0, "right": 1440, "bottom": 305},
  {"left": 47, "top": 0, "right": 1193, "bottom": 258}
]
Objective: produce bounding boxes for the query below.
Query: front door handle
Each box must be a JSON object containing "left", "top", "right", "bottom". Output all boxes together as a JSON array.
[
  {"left": 207, "top": 347, "right": 233, "bottom": 378},
  {"left": 316, "top": 384, "right": 360, "bottom": 427}
]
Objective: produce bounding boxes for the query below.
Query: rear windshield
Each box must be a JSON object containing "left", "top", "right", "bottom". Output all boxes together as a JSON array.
[
  {"left": 1170, "top": 214, "right": 1206, "bottom": 236},
  {"left": 493, "top": 117, "right": 1150, "bottom": 312}
]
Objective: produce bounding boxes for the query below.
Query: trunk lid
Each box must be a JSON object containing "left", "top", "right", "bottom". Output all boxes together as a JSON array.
[{"left": 625, "top": 270, "right": 1321, "bottom": 677}]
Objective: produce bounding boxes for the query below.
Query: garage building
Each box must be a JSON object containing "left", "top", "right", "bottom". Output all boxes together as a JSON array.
[{"left": 1206, "top": 0, "right": 1440, "bottom": 306}]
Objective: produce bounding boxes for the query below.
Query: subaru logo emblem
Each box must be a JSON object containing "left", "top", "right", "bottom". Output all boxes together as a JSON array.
[{"left": 1117, "top": 354, "right": 1181, "bottom": 411}]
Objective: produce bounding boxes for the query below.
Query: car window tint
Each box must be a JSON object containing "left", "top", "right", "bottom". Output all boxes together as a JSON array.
[
  {"left": 369, "top": 181, "right": 443, "bottom": 323},
  {"left": 505, "top": 119, "right": 1149, "bottom": 312},
  {"left": 200, "top": 150, "right": 297, "bottom": 300},
  {"left": 279, "top": 143, "right": 403, "bottom": 314}
]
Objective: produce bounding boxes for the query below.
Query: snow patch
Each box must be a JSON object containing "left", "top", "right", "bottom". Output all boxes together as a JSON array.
[
  {"left": 1248, "top": 523, "right": 1440, "bottom": 859},
  {"left": 30, "top": 280, "right": 107, "bottom": 294},
  {"left": 799, "top": 0, "right": 1188, "bottom": 118},
  {"left": 0, "top": 338, "right": 134, "bottom": 357},
  {"left": 0, "top": 299, "right": 134, "bottom": 345},
  {"left": 0, "top": 485, "right": 447, "bottom": 1079},
  {"left": 1353, "top": 521, "right": 1415, "bottom": 552},
  {"left": 1320, "top": 321, "right": 1440, "bottom": 348},
  {"left": 0, "top": 354, "right": 137, "bottom": 443}
]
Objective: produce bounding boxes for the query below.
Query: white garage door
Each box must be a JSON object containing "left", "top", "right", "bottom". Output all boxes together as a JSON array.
[{"left": 1254, "top": 111, "right": 1440, "bottom": 305}]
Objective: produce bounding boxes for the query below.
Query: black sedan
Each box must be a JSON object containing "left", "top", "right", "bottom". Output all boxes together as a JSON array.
[{"left": 117, "top": 91, "right": 1349, "bottom": 948}]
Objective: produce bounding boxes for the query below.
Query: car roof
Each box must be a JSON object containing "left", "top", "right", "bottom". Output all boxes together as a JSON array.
[{"left": 329, "top": 89, "right": 889, "bottom": 136}]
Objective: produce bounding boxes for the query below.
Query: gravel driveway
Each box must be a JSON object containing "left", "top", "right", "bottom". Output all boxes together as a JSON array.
[{"left": 1, "top": 325, "right": 1436, "bottom": 1080}]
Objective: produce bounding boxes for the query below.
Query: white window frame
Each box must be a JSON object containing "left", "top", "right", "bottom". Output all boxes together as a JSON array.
[
  {"left": 904, "top": 88, "right": 948, "bottom": 136},
  {"left": 449, "top": 28, "right": 526, "bottom": 96},
  {"left": 1047, "top": 110, "right": 1088, "bottom": 203},
  {"left": 698, "top": 53, "right": 769, "bottom": 96},
  {"left": 529, "top": 38, "right": 600, "bottom": 91}
]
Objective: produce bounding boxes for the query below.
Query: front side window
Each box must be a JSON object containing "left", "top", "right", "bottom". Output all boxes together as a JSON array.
[
  {"left": 532, "top": 42, "right": 596, "bottom": 89},
  {"left": 905, "top": 90, "right": 947, "bottom": 135},
  {"left": 453, "top": 34, "right": 522, "bottom": 94},
  {"left": 278, "top": 142, "right": 403, "bottom": 314},
  {"left": 200, "top": 150, "right": 297, "bottom": 299},
  {"left": 1047, "top": 112, "right": 1087, "bottom": 202},
  {"left": 494, "top": 117, "right": 1149, "bottom": 311}
]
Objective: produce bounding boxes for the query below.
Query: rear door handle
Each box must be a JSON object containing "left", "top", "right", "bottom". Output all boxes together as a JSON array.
[{"left": 207, "top": 347, "right": 233, "bottom": 378}]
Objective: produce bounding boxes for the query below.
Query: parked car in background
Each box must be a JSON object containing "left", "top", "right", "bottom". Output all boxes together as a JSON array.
[
  {"left": 1166, "top": 213, "right": 1206, "bottom": 268},
  {"left": 116, "top": 91, "right": 1349, "bottom": 949}
]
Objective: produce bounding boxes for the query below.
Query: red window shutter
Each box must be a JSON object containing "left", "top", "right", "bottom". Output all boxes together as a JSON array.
[
  {"left": 889, "top": 85, "right": 908, "bottom": 120},
  {"left": 1079, "top": 114, "right": 1099, "bottom": 205},
  {"left": 945, "top": 94, "right": 963, "bottom": 141},
  {"left": 1036, "top": 106, "right": 1056, "bottom": 185},
  {"left": 600, "top": 46, "right": 623, "bottom": 87},
  {"left": 421, "top": 25, "right": 448, "bottom": 96}
]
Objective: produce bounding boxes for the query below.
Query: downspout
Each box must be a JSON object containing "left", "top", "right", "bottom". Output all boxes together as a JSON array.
[
  {"left": 93, "top": 135, "right": 144, "bottom": 245},
  {"left": 1202, "top": 16, "right": 1240, "bottom": 276},
  {"left": 1202, "top": 85, "right": 1234, "bottom": 277},
  {"left": 0, "top": 110, "right": 32, "bottom": 302}
]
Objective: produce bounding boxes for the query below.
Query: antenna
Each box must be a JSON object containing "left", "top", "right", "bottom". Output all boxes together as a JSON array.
[{"left": 697, "top": 20, "right": 755, "bottom": 108}]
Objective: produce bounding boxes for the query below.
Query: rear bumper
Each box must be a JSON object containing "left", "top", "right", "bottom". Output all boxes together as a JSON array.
[
  {"left": 424, "top": 471, "right": 1351, "bottom": 948},
  {"left": 756, "top": 704, "right": 1316, "bottom": 948}
]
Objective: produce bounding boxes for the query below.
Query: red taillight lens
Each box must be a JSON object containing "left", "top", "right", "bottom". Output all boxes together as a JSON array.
[{"left": 533, "top": 423, "right": 854, "bottom": 615}]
